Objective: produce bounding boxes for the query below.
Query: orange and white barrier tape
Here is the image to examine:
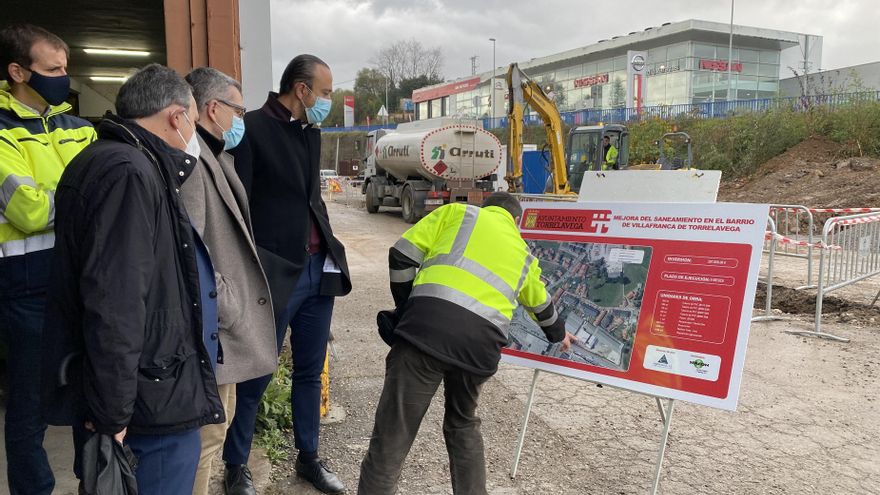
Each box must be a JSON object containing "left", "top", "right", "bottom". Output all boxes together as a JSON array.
[
  {"left": 770, "top": 207, "right": 880, "bottom": 214},
  {"left": 764, "top": 232, "right": 841, "bottom": 250},
  {"left": 828, "top": 214, "right": 880, "bottom": 226},
  {"left": 809, "top": 207, "right": 880, "bottom": 214}
]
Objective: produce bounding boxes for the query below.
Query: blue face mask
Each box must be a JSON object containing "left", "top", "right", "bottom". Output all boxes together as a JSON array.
[
  {"left": 222, "top": 116, "right": 245, "bottom": 150},
  {"left": 26, "top": 69, "right": 70, "bottom": 106},
  {"left": 304, "top": 86, "right": 332, "bottom": 124}
]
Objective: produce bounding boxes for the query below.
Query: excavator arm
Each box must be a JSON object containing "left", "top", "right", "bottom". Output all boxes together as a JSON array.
[{"left": 505, "top": 63, "right": 572, "bottom": 195}]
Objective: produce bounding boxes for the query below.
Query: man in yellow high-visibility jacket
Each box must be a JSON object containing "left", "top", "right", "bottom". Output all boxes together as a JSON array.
[
  {"left": 358, "top": 192, "right": 575, "bottom": 495},
  {"left": 602, "top": 135, "right": 618, "bottom": 170},
  {"left": 0, "top": 23, "right": 95, "bottom": 494}
]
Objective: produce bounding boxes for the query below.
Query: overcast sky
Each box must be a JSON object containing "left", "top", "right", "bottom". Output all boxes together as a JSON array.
[{"left": 269, "top": 0, "right": 875, "bottom": 90}]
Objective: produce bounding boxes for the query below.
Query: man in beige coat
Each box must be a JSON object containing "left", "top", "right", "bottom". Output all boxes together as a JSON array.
[{"left": 182, "top": 67, "right": 278, "bottom": 495}]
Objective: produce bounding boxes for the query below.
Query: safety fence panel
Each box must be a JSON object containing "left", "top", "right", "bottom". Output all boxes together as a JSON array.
[
  {"left": 788, "top": 211, "right": 880, "bottom": 342},
  {"left": 324, "top": 177, "right": 365, "bottom": 208},
  {"left": 767, "top": 205, "right": 814, "bottom": 288},
  {"left": 753, "top": 216, "right": 782, "bottom": 322}
]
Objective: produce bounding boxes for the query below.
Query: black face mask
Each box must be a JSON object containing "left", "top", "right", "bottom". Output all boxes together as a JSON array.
[{"left": 26, "top": 68, "right": 71, "bottom": 106}]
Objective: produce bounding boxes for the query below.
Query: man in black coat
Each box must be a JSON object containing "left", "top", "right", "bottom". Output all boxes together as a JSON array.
[
  {"left": 223, "top": 54, "right": 351, "bottom": 495},
  {"left": 41, "top": 64, "right": 225, "bottom": 495}
]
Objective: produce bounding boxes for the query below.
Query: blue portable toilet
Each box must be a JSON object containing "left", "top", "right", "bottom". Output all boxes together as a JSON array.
[{"left": 522, "top": 150, "right": 550, "bottom": 194}]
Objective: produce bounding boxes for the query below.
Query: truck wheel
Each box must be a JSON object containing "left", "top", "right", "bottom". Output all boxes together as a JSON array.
[
  {"left": 365, "top": 182, "right": 380, "bottom": 214},
  {"left": 401, "top": 186, "right": 417, "bottom": 224}
]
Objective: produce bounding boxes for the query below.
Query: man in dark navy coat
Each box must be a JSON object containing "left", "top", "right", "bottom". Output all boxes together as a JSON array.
[{"left": 223, "top": 54, "right": 351, "bottom": 495}]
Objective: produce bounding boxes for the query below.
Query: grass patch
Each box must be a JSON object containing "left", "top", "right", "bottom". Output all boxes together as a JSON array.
[{"left": 588, "top": 274, "right": 623, "bottom": 307}]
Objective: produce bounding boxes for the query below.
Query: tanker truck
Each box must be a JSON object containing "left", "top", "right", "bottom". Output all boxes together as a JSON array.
[{"left": 361, "top": 118, "right": 503, "bottom": 223}]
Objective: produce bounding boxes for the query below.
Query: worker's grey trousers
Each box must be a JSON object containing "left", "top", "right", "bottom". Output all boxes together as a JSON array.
[{"left": 358, "top": 340, "right": 490, "bottom": 495}]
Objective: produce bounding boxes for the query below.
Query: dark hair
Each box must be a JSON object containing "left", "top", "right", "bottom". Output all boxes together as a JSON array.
[
  {"left": 603, "top": 135, "right": 610, "bottom": 141},
  {"left": 116, "top": 64, "right": 192, "bottom": 120},
  {"left": 0, "top": 23, "right": 69, "bottom": 80},
  {"left": 482, "top": 191, "right": 523, "bottom": 219},
  {"left": 278, "top": 54, "right": 329, "bottom": 95}
]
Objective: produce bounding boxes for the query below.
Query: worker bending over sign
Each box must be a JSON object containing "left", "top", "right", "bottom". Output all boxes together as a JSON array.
[{"left": 358, "top": 192, "right": 576, "bottom": 495}]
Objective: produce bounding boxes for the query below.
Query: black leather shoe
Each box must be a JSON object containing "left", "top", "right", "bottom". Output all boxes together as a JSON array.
[
  {"left": 225, "top": 464, "right": 256, "bottom": 495},
  {"left": 295, "top": 458, "right": 346, "bottom": 494}
]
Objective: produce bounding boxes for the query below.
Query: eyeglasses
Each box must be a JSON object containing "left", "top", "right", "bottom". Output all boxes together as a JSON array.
[{"left": 216, "top": 99, "right": 247, "bottom": 118}]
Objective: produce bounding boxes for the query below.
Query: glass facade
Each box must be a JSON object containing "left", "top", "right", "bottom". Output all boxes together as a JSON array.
[{"left": 416, "top": 35, "right": 787, "bottom": 120}]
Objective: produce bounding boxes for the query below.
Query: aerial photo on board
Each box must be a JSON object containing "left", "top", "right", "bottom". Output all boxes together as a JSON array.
[{"left": 508, "top": 241, "right": 652, "bottom": 372}]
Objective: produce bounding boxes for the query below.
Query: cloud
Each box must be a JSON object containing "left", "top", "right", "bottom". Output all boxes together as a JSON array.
[{"left": 269, "top": 0, "right": 873, "bottom": 90}]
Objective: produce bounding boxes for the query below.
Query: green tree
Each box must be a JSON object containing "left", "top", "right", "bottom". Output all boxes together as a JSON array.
[
  {"left": 354, "top": 68, "right": 387, "bottom": 124},
  {"left": 398, "top": 75, "right": 444, "bottom": 98},
  {"left": 611, "top": 78, "right": 626, "bottom": 108}
]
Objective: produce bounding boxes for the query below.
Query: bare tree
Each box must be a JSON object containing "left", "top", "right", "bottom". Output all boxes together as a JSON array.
[{"left": 372, "top": 39, "right": 444, "bottom": 86}]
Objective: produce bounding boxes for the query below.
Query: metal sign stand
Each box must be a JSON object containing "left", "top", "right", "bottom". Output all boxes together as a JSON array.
[
  {"left": 508, "top": 179, "right": 722, "bottom": 494},
  {"left": 509, "top": 369, "right": 676, "bottom": 495}
]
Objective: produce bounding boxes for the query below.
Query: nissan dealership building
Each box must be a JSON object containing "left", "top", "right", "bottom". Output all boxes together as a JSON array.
[{"left": 413, "top": 19, "right": 822, "bottom": 121}]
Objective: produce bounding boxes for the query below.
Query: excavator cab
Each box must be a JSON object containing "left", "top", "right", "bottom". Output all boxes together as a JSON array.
[{"left": 565, "top": 124, "right": 629, "bottom": 192}]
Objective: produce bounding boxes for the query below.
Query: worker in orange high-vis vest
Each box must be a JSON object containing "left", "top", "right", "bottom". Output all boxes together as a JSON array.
[{"left": 359, "top": 192, "right": 576, "bottom": 495}]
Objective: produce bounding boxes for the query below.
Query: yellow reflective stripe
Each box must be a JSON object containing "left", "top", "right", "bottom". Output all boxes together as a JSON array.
[
  {"left": 390, "top": 267, "right": 417, "bottom": 283},
  {"left": 411, "top": 283, "right": 511, "bottom": 331},
  {"left": 393, "top": 237, "right": 425, "bottom": 264},
  {"left": 0, "top": 231, "right": 54, "bottom": 257},
  {"left": 421, "top": 254, "right": 515, "bottom": 302}
]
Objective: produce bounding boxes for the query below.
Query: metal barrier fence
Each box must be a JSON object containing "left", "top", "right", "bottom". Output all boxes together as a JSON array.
[
  {"left": 482, "top": 90, "right": 880, "bottom": 129},
  {"left": 784, "top": 211, "right": 880, "bottom": 342},
  {"left": 768, "top": 205, "right": 815, "bottom": 288},
  {"left": 322, "top": 91, "right": 880, "bottom": 133},
  {"left": 321, "top": 123, "right": 397, "bottom": 134},
  {"left": 765, "top": 207, "right": 880, "bottom": 289},
  {"left": 753, "top": 216, "right": 784, "bottom": 323},
  {"left": 324, "top": 177, "right": 365, "bottom": 208}
]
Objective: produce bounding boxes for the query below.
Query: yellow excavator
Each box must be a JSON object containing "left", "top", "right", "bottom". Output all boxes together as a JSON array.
[{"left": 504, "top": 63, "right": 692, "bottom": 194}]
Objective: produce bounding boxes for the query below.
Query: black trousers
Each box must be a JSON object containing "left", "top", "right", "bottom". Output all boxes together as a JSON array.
[{"left": 358, "top": 341, "right": 490, "bottom": 495}]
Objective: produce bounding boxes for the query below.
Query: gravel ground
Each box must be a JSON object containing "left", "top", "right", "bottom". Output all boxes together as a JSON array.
[{"left": 265, "top": 201, "right": 880, "bottom": 495}]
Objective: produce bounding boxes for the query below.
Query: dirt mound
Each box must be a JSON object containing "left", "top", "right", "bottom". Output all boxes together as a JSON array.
[
  {"left": 719, "top": 136, "right": 880, "bottom": 207},
  {"left": 754, "top": 284, "right": 880, "bottom": 325}
]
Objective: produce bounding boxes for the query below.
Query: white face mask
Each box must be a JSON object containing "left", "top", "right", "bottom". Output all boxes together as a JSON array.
[{"left": 175, "top": 112, "right": 201, "bottom": 159}]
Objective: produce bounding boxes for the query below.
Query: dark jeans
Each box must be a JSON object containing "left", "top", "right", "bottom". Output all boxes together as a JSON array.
[
  {"left": 0, "top": 250, "right": 55, "bottom": 495},
  {"left": 126, "top": 428, "right": 201, "bottom": 495},
  {"left": 358, "top": 341, "right": 490, "bottom": 495},
  {"left": 223, "top": 253, "right": 334, "bottom": 465}
]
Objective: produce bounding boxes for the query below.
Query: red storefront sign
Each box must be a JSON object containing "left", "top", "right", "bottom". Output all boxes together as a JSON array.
[
  {"left": 412, "top": 76, "right": 481, "bottom": 103},
  {"left": 700, "top": 59, "right": 743, "bottom": 72},
  {"left": 573, "top": 73, "right": 609, "bottom": 88}
]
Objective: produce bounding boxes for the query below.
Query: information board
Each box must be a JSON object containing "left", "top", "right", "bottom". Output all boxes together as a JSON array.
[{"left": 502, "top": 201, "right": 769, "bottom": 411}]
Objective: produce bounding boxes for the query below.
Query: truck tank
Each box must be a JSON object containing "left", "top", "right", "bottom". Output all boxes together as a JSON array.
[{"left": 373, "top": 122, "right": 502, "bottom": 182}]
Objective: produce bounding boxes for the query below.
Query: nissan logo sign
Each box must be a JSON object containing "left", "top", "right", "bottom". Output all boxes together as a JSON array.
[{"left": 631, "top": 54, "right": 646, "bottom": 72}]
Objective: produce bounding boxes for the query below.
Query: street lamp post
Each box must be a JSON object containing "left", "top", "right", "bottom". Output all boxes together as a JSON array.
[{"left": 489, "top": 37, "right": 496, "bottom": 128}]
